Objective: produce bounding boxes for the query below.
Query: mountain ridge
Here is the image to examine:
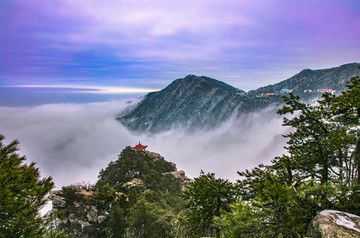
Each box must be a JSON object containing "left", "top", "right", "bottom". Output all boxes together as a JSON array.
[
  {"left": 249, "top": 62, "right": 359, "bottom": 96},
  {"left": 118, "top": 62, "right": 360, "bottom": 134},
  {"left": 118, "top": 74, "right": 247, "bottom": 133}
]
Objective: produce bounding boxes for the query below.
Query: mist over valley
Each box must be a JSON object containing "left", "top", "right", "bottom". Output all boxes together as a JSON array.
[
  {"left": 1, "top": 63, "right": 359, "bottom": 188},
  {"left": 0, "top": 98, "right": 287, "bottom": 188}
]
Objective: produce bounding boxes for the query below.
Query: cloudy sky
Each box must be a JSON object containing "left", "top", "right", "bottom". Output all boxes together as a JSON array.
[{"left": 1, "top": 0, "right": 359, "bottom": 95}]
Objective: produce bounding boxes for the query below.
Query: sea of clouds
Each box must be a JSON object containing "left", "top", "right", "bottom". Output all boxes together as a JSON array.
[{"left": 0, "top": 99, "right": 289, "bottom": 188}]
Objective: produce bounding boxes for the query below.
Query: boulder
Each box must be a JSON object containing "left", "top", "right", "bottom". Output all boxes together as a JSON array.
[
  {"left": 98, "top": 215, "right": 107, "bottom": 224},
  {"left": 79, "top": 189, "right": 94, "bottom": 197},
  {"left": 163, "top": 170, "right": 193, "bottom": 190},
  {"left": 86, "top": 206, "right": 98, "bottom": 223},
  {"left": 168, "top": 170, "right": 185, "bottom": 179},
  {"left": 123, "top": 178, "right": 144, "bottom": 187},
  {"left": 52, "top": 196, "right": 66, "bottom": 208},
  {"left": 307, "top": 210, "right": 360, "bottom": 238},
  {"left": 145, "top": 151, "right": 162, "bottom": 159},
  {"left": 79, "top": 220, "right": 91, "bottom": 230}
]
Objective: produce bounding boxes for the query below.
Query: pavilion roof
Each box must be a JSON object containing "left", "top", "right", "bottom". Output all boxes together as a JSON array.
[{"left": 132, "top": 142, "right": 148, "bottom": 150}]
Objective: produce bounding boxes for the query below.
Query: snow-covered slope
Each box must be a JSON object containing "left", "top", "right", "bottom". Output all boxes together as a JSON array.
[
  {"left": 118, "top": 75, "right": 246, "bottom": 133},
  {"left": 248, "top": 63, "right": 360, "bottom": 97},
  {"left": 118, "top": 63, "right": 360, "bottom": 134}
]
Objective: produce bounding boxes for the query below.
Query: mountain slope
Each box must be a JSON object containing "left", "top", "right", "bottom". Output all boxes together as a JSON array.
[
  {"left": 249, "top": 63, "right": 359, "bottom": 96},
  {"left": 118, "top": 63, "right": 360, "bottom": 134},
  {"left": 118, "top": 75, "right": 246, "bottom": 133},
  {"left": 241, "top": 63, "right": 360, "bottom": 111}
]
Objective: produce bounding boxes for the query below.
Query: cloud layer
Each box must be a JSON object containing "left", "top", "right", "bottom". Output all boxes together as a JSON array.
[
  {"left": 1, "top": 0, "right": 359, "bottom": 91},
  {"left": 0, "top": 101, "right": 288, "bottom": 187}
]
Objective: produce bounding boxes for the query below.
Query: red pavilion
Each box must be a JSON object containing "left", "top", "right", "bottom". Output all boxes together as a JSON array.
[{"left": 132, "top": 142, "right": 148, "bottom": 150}]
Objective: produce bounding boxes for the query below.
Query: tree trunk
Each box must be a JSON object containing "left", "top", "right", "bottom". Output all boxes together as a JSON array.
[{"left": 353, "top": 137, "right": 360, "bottom": 184}]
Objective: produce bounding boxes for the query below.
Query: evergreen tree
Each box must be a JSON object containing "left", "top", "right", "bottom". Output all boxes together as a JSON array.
[
  {"left": 182, "top": 171, "right": 238, "bottom": 238},
  {"left": 95, "top": 146, "right": 184, "bottom": 237},
  {"left": 276, "top": 76, "right": 360, "bottom": 186},
  {"left": 321, "top": 76, "right": 360, "bottom": 185},
  {"left": 219, "top": 75, "right": 360, "bottom": 237},
  {"left": 127, "top": 193, "right": 175, "bottom": 238},
  {"left": 277, "top": 93, "right": 334, "bottom": 184},
  {"left": 0, "top": 134, "right": 54, "bottom": 238}
]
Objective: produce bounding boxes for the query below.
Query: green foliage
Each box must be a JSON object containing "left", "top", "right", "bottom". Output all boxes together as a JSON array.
[
  {"left": 182, "top": 171, "right": 238, "bottom": 238},
  {"left": 92, "top": 180, "right": 118, "bottom": 213},
  {"left": 277, "top": 93, "right": 334, "bottom": 184},
  {"left": 218, "top": 76, "right": 360, "bottom": 237},
  {"left": 217, "top": 200, "right": 264, "bottom": 238},
  {"left": 251, "top": 173, "right": 314, "bottom": 237},
  {"left": 43, "top": 229, "right": 69, "bottom": 238},
  {"left": 106, "top": 199, "right": 128, "bottom": 238},
  {"left": 276, "top": 76, "right": 360, "bottom": 186},
  {"left": 98, "top": 147, "right": 176, "bottom": 188},
  {"left": 61, "top": 186, "right": 84, "bottom": 206},
  {"left": 77, "top": 146, "right": 184, "bottom": 237},
  {"left": 127, "top": 192, "right": 176, "bottom": 238},
  {"left": 0, "top": 134, "right": 54, "bottom": 238}
]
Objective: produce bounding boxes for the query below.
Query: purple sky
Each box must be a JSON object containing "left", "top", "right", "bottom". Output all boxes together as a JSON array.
[{"left": 1, "top": 0, "right": 359, "bottom": 92}]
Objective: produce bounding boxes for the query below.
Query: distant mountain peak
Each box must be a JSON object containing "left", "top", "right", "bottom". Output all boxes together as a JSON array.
[
  {"left": 117, "top": 75, "right": 245, "bottom": 133},
  {"left": 249, "top": 62, "right": 360, "bottom": 95},
  {"left": 169, "top": 74, "right": 242, "bottom": 92},
  {"left": 118, "top": 63, "right": 359, "bottom": 134}
]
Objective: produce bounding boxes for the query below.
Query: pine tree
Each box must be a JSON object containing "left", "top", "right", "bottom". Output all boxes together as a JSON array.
[
  {"left": 219, "top": 75, "right": 360, "bottom": 237},
  {"left": 182, "top": 171, "right": 238, "bottom": 238},
  {"left": 0, "top": 134, "right": 54, "bottom": 238}
]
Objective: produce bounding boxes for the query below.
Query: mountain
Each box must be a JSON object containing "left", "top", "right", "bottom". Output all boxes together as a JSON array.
[
  {"left": 118, "top": 63, "right": 360, "bottom": 134},
  {"left": 249, "top": 62, "right": 359, "bottom": 97},
  {"left": 241, "top": 62, "right": 360, "bottom": 111},
  {"left": 118, "top": 75, "right": 247, "bottom": 133}
]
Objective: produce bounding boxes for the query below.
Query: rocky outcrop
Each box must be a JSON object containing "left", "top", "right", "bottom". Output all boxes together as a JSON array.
[
  {"left": 52, "top": 195, "right": 66, "bottom": 208},
  {"left": 144, "top": 149, "right": 193, "bottom": 190},
  {"left": 49, "top": 187, "right": 107, "bottom": 238},
  {"left": 123, "top": 177, "right": 145, "bottom": 187},
  {"left": 144, "top": 150, "right": 176, "bottom": 168},
  {"left": 307, "top": 210, "right": 360, "bottom": 238},
  {"left": 163, "top": 170, "right": 193, "bottom": 190}
]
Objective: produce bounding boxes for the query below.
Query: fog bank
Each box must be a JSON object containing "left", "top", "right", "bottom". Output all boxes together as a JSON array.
[{"left": 0, "top": 100, "right": 288, "bottom": 187}]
